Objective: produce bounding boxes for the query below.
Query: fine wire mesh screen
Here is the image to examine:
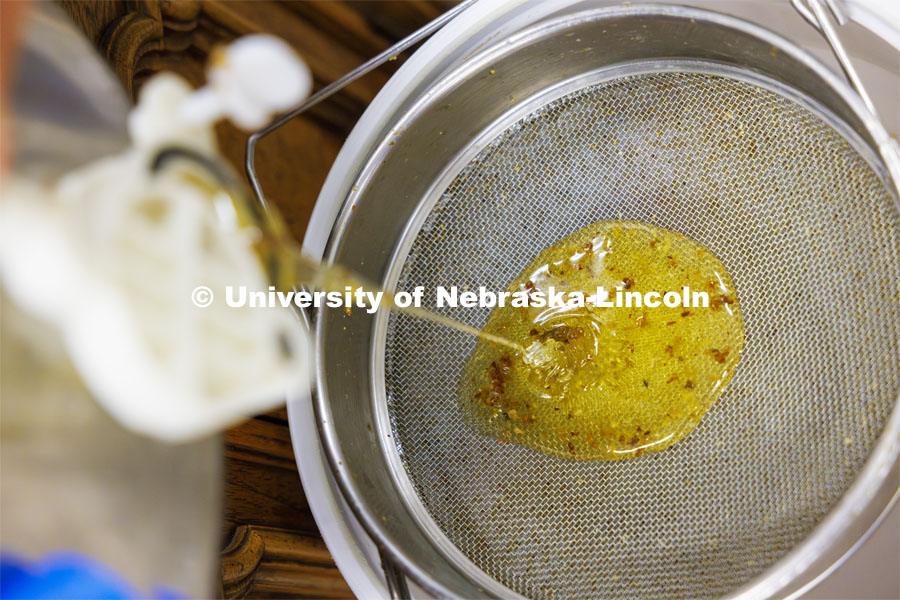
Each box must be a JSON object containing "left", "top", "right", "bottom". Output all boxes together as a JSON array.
[{"left": 383, "top": 72, "right": 900, "bottom": 599}]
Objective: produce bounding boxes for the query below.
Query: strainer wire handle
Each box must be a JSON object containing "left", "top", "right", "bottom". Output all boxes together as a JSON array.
[
  {"left": 242, "top": 2, "right": 479, "bottom": 597},
  {"left": 791, "top": 0, "right": 880, "bottom": 118},
  {"left": 244, "top": 0, "right": 479, "bottom": 213}
]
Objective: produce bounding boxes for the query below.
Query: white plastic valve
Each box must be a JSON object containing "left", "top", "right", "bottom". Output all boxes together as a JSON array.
[
  {"left": 179, "top": 35, "right": 313, "bottom": 130},
  {"left": 0, "top": 35, "right": 315, "bottom": 442}
]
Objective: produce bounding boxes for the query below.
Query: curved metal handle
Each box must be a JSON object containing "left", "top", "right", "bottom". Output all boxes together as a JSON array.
[
  {"left": 790, "top": 0, "right": 880, "bottom": 118},
  {"left": 241, "top": 4, "right": 480, "bottom": 596},
  {"left": 244, "top": 0, "right": 478, "bottom": 214}
]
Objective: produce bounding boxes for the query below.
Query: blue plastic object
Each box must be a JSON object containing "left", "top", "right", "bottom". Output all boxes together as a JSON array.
[{"left": 0, "top": 552, "right": 182, "bottom": 600}]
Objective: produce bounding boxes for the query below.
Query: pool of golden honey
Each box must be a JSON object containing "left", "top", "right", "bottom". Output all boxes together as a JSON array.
[{"left": 460, "top": 220, "right": 744, "bottom": 460}]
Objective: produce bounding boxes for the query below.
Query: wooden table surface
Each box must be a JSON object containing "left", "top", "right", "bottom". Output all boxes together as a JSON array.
[{"left": 58, "top": 1, "right": 456, "bottom": 597}]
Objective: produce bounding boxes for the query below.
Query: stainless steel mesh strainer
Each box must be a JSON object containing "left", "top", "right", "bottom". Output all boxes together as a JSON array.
[
  {"left": 247, "top": 3, "right": 900, "bottom": 599},
  {"left": 383, "top": 66, "right": 898, "bottom": 599}
]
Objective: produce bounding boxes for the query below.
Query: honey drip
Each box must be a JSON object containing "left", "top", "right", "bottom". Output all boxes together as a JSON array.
[{"left": 460, "top": 221, "right": 744, "bottom": 460}]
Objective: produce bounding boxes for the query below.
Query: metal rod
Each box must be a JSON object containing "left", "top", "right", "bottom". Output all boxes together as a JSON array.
[
  {"left": 790, "top": 0, "right": 823, "bottom": 32},
  {"left": 800, "top": 0, "right": 880, "bottom": 118},
  {"left": 380, "top": 549, "right": 411, "bottom": 600},
  {"left": 824, "top": 0, "right": 849, "bottom": 25},
  {"left": 245, "top": 0, "right": 480, "bottom": 212}
]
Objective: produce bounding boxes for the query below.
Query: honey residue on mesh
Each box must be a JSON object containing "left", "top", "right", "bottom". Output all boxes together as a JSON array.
[{"left": 460, "top": 220, "right": 743, "bottom": 460}]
